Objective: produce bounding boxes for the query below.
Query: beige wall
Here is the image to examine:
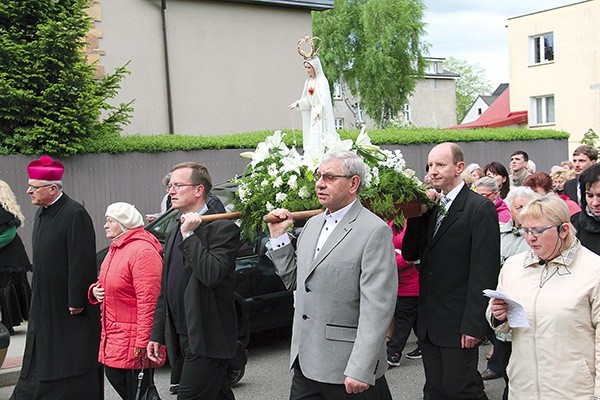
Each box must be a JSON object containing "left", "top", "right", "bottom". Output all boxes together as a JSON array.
[
  {"left": 409, "top": 78, "right": 457, "bottom": 128},
  {"left": 508, "top": 1, "right": 600, "bottom": 154},
  {"left": 332, "top": 75, "right": 457, "bottom": 129},
  {"left": 96, "top": 0, "right": 312, "bottom": 136}
]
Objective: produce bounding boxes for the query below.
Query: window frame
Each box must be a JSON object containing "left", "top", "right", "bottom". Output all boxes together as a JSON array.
[
  {"left": 529, "top": 32, "right": 554, "bottom": 65},
  {"left": 530, "top": 94, "right": 555, "bottom": 126}
]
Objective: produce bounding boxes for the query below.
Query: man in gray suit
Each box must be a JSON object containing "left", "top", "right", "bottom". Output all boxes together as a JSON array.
[{"left": 267, "top": 151, "right": 397, "bottom": 400}]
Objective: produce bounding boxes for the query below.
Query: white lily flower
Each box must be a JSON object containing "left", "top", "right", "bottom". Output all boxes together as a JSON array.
[
  {"left": 273, "top": 176, "right": 283, "bottom": 188},
  {"left": 355, "top": 129, "right": 381, "bottom": 152},
  {"left": 280, "top": 148, "right": 303, "bottom": 175},
  {"left": 323, "top": 135, "right": 353, "bottom": 153}
]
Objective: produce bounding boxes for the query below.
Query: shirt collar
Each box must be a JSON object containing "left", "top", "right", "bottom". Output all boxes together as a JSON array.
[
  {"left": 323, "top": 199, "right": 356, "bottom": 222},
  {"left": 442, "top": 181, "right": 465, "bottom": 203},
  {"left": 523, "top": 238, "right": 580, "bottom": 268}
]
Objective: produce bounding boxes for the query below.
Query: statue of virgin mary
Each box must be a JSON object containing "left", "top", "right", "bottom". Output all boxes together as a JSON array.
[{"left": 289, "top": 36, "right": 337, "bottom": 159}]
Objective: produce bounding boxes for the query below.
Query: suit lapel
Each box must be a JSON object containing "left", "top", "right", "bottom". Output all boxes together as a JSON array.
[
  {"left": 429, "top": 185, "right": 469, "bottom": 247},
  {"left": 307, "top": 201, "right": 361, "bottom": 277}
]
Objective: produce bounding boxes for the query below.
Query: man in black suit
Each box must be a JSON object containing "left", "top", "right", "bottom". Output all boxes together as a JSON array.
[
  {"left": 564, "top": 145, "right": 598, "bottom": 205},
  {"left": 148, "top": 162, "right": 240, "bottom": 400},
  {"left": 404, "top": 143, "right": 500, "bottom": 400}
]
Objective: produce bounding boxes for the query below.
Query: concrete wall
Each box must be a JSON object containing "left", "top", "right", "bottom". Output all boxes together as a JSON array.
[
  {"left": 1, "top": 138, "right": 566, "bottom": 256},
  {"left": 95, "top": 0, "right": 313, "bottom": 136},
  {"left": 508, "top": 1, "right": 600, "bottom": 152}
]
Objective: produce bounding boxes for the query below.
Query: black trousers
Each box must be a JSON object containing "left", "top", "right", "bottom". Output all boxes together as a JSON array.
[
  {"left": 289, "top": 361, "right": 392, "bottom": 400},
  {"left": 419, "top": 336, "right": 488, "bottom": 400},
  {"left": 387, "top": 296, "right": 418, "bottom": 356},
  {"left": 105, "top": 365, "right": 151, "bottom": 400},
  {"left": 176, "top": 334, "right": 235, "bottom": 400}
]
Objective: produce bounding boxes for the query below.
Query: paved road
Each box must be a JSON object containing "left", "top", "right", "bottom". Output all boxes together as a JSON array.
[{"left": 0, "top": 327, "right": 505, "bottom": 399}]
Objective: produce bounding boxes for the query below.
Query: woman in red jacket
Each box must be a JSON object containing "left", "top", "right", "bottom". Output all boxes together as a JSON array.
[{"left": 89, "top": 202, "right": 163, "bottom": 400}]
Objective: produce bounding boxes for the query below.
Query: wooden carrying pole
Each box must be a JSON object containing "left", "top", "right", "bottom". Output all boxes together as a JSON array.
[{"left": 196, "top": 209, "right": 323, "bottom": 224}]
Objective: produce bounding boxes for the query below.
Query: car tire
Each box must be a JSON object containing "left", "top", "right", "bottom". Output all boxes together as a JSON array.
[{"left": 227, "top": 364, "right": 245, "bottom": 388}]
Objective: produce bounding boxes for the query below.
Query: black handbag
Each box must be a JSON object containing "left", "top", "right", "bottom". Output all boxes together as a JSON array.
[{"left": 134, "top": 355, "right": 161, "bottom": 400}]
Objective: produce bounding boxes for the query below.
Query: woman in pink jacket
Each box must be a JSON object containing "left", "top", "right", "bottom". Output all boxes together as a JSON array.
[
  {"left": 89, "top": 202, "right": 163, "bottom": 400},
  {"left": 386, "top": 221, "right": 420, "bottom": 367}
]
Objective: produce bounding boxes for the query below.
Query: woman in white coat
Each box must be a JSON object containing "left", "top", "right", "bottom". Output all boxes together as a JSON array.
[{"left": 488, "top": 194, "right": 600, "bottom": 400}]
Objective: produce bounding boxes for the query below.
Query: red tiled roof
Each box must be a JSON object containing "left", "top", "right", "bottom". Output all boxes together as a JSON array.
[{"left": 447, "top": 87, "right": 528, "bottom": 129}]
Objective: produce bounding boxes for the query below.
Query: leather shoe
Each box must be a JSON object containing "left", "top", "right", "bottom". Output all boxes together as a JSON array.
[{"left": 481, "top": 368, "right": 500, "bottom": 380}]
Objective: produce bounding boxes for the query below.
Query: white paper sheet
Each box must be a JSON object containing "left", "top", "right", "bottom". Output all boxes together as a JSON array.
[{"left": 483, "top": 289, "right": 530, "bottom": 328}]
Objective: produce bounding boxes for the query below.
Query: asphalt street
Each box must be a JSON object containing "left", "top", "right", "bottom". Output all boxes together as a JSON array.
[{"left": 0, "top": 327, "right": 505, "bottom": 399}]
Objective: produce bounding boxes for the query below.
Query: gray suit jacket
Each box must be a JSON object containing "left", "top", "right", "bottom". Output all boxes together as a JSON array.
[{"left": 268, "top": 201, "right": 397, "bottom": 385}]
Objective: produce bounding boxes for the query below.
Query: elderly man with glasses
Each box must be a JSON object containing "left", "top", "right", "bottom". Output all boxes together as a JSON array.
[
  {"left": 11, "top": 155, "right": 101, "bottom": 400},
  {"left": 266, "top": 151, "right": 397, "bottom": 400}
]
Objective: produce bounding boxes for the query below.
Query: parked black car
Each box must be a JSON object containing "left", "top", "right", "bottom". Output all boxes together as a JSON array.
[{"left": 95, "top": 183, "right": 295, "bottom": 385}]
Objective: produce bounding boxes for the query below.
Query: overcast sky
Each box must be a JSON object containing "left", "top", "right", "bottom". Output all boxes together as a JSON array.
[{"left": 422, "top": 0, "right": 580, "bottom": 91}]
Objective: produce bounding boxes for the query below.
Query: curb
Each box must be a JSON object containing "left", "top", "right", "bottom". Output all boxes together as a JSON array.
[{"left": 0, "top": 366, "right": 19, "bottom": 388}]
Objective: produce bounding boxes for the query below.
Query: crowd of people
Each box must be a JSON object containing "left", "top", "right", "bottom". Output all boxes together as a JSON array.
[{"left": 1, "top": 142, "right": 599, "bottom": 400}]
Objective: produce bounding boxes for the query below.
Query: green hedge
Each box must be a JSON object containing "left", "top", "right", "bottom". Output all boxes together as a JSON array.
[{"left": 21, "top": 127, "right": 569, "bottom": 155}]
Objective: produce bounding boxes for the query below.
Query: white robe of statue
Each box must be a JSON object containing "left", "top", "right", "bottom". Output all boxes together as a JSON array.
[{"left": 290, "top": 57, "right": 337, "bottom": 159}]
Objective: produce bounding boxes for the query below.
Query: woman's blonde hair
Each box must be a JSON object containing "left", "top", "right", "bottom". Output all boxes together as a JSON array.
[
  {"left": 0, "top": 180, "right": 25, "bottom": 226},
  {"left": 520, "top": 194, "right": 574, "bottom": 248}
]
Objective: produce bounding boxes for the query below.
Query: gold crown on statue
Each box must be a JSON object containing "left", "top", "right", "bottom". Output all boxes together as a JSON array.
[{"left": 297, "top": 35, "right": 321, "bottom": 60}]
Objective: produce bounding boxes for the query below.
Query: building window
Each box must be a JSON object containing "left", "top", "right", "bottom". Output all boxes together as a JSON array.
[
  {"left": 356, "top": 103, "right": 365, "bottom": 124},
  {"left": 403, "top": 104, "right": 411, "bottom": 122},
  {"left": 477, "top": 108, "right": 483, "bottom": 115},
  {"left": 530, "top": 95, "right": 555, "bottom": 125},
  {"left": 425, "top": 62, "right": 437, "bottom": 75},
  {"left": 333, "top": 81, "right": 342, "bottom": 99},
  {"left": 530, "top": 33, "right": 554, "bottom": 64},
  {"left": 334, "top": 117, "right": 344, "bottom": 130}
]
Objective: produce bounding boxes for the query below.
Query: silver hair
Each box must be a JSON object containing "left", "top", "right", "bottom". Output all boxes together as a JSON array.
[
  {"left": 473, "top": 176, "right": 499, "bottom": 192},
  {"left": 321, "top": 151, "right": 366, "bottom": 191},
  {"left": 36, "top": 180, "right": 63, "bottom": 190},
  {"left": 504, "top": 186, "right": 537, "bottom": 208}
]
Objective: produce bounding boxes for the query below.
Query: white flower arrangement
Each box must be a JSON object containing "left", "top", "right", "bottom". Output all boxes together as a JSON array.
[{"left": 233, "top": 129, "right": 429, "bottom": 240}]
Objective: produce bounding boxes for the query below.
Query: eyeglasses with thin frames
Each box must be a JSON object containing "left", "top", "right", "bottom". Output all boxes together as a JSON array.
[
  {"left": 314, "top": 172, "right": 352, "bottom": 184},
  {"left": 518, "top": 225, "right": 559, "bottom": 238},
  {"left": 166, "top": 183, "right": 199, "bottom": 192},
  {"left": 27, "top": 184, "right": 53, "bottom": 192}
]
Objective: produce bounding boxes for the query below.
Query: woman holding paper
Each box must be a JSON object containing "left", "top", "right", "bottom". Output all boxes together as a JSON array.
[{"left": 488, "top": 194, "right": 600, "bottom": 400}]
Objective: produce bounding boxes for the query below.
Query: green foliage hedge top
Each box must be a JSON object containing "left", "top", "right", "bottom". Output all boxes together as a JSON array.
[{"left": 68, "top": 127, "right": 568, "bottom": 155}]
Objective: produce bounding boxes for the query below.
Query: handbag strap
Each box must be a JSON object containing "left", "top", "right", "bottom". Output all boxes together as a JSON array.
[{"left": 134, "top": 354, "right": 149, "bottom": 400}]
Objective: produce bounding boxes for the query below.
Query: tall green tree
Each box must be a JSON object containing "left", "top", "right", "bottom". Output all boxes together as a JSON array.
[
  {"left": 443, "top": 57, "right": 492, "bottom": 123},
  {"left": 0, "top": 0, "right": 132, "bottom": 156},
  {"left": 313, "top": 0, "right": 428, "bottom": 128}
]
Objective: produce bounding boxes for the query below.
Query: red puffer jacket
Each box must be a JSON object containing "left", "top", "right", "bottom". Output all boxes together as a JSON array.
[{"left": 88, "top": 227, "right": 163, "bottom": 369}]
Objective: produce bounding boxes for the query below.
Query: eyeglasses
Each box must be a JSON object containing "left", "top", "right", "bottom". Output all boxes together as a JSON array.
[
  {"left": 27, "top": 184, "right": 52, "bottom": 192},
  {"left": 478, "top": 191, "right": 496, "bottom": 199},
  {"left": 166, "top": 183, "right": 198, "bottom": 192},
  {"left": 314, "top": 172, "right": 352, "bottom": 184},
  {"left": 517, "top": 225, "right": 559, "bottom": 238}
]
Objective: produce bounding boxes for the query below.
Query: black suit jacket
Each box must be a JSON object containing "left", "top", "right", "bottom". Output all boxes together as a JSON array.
[
  {"left": 151, "top": 207, "right": 241, "bottom": 359},
  {"left": 404, "top": 184, "right": 500, "bottom": 348},
  {"left": 563, "top": 178, "right": 579, "bottom": 204}
]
